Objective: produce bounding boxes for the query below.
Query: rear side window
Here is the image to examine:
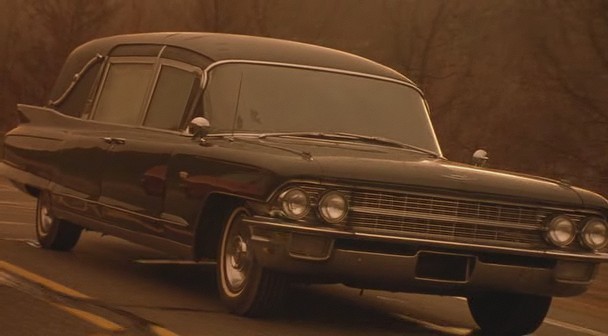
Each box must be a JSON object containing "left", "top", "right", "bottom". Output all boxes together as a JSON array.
[
  {"left": 93, "top": 63, "right": 154, "bottom": 125},
  {"left": 143, "top": 65, "right": 200, "bottom": 131},
  {"left": 53, "top": 62, "right": 102, "bottom": 118}
]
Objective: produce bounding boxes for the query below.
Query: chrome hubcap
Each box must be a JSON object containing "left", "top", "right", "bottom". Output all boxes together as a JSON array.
[
  {"left": 39, "top": 205, "right": 53, "bottom": 234},
  {"left": 224, "top": 232, "right": 250, "bottom": 292}
]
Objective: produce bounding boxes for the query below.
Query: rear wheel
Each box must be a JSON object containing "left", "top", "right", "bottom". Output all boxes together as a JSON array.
[
  {"left": 36, "top": 192, "right": 82, "bottom": 251},
  {"left": 217, "top": 206, "right": 287, "bottom": 317},
  {"left": 468, "top": 292, "right": 551, "bottom": 335}
]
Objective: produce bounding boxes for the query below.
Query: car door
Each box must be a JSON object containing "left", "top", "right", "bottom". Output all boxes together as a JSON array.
[
  {"left": 41, "top": 57, "right": 108, "bottom": 218},
  {"left": 92, "top": 58, "right": 203, "bottom": 238},
  {"left": 53, "top": 126, "right": 112, "bottom": 216}
]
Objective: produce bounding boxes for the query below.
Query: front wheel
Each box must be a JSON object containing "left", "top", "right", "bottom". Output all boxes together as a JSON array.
[
  {"left": 217, "top": 206, "right": 287, "bottom": 317},
  {"left": 468, "top": 292, "right": 551, "bottom": 335},
  {"left": 36, "top": 191, "right": 82, "bottom": 251}
]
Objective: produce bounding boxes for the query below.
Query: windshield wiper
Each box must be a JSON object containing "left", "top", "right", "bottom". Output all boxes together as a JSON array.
[
  {"left": 334, "top": 132, "right": 440, "bottom": 158},
  {"left": 258, "top": 132, "right": 348, "bottom": 140},
  {"left": 258, "top": 132, "right": 440, "bottom": 158}
]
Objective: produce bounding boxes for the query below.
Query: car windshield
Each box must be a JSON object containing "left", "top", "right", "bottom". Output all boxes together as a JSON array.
[{"left": 202, "top": 63, "right": 441, "bottom": 154}]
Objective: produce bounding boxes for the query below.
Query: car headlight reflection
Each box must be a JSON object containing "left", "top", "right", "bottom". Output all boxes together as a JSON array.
[
  {"left": 580, "top": 218, "right": 608, "bottom": 251},
  {"left": 545, "top": 215, "right": 576, "bottom": 247},
  {"left": 318, "top": 191, "right": 348, "bottom": 224},
  {"left": 279, "top": 188, "right": 310, "bottom": 219}
]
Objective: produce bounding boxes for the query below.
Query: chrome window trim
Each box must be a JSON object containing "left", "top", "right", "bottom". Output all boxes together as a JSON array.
[
  {"left": 139, "top": 46, "right": 167, "bottom": 126},
  {"left": 202, "top": 60, "right": 423, "bottom": 93},
  {"left": 49, "top": 54, "right": 105, "bottom": 107}
]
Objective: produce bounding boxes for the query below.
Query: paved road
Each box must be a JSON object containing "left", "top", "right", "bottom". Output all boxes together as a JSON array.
[{"left": 1, "top": 179, "right": 607, "bottom": 336}]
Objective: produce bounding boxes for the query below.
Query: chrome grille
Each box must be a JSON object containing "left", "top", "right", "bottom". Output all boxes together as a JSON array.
[{"left": 348, "top": 191, "right": 549, "bottom": 246}]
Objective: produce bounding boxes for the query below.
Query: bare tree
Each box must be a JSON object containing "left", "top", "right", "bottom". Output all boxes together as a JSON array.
[{"left": 0, "top": 0, "right": 606, "bottom": 195}]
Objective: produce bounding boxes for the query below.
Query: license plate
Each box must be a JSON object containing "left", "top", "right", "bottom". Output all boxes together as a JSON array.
[{"left": 415, "top": 251, "right": 475, "bottom": 283}]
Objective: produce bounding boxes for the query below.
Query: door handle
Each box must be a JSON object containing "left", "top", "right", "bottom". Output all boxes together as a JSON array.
[{"left": 101, "top": 137, "right": 113, "bottom": 144}]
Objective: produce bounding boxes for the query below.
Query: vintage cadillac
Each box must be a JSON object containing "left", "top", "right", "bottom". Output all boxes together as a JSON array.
[{"left": 1, "top": 33, "right": 607, "bottom": 335}]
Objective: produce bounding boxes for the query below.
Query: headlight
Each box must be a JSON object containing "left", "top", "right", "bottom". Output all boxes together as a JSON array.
[
  {"left": 318, "top": 191, "right": 348, "bottom": 224},
  {"left": 580, "top": 218, "right": 608, "bottom": 251},
  {"left": 545, "top": 215, "right": 576, "bottom": 247},
  {"left": 279, "top": 188, "right": 310, "bottom": 219}
]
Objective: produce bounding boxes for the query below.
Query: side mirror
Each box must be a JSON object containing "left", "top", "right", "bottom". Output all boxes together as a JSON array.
[
  {"left": 472, "top": 149, "right": 489, "bottom": 167},
  {"left": 185, "top": 117, "right": 211, "bottom": 139}
]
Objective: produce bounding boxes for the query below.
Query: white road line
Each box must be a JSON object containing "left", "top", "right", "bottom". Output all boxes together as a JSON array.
[
  {"left": 0, "top": 221, "right": 29, "bottom": 225},
  {"left": 0, "top": 238, "right": 41, "bottom": 248},
  {"left": 53, "top": 303, "right": 125, "bottom": 332},
  {"left": 544, "top": 318, "right": 608, "bottom": 336},
  {"left": 133, "top": 259, "right": 216, "bottom": 265},
  {"left": 458, "top": 296, "right": 607, "bottom": 336},
  {"left": 0, "top": 239, "right": 39, "bottom": 249},
  {"left": 26, "top": 241, "right": 41, "bottom": 248},
  {"left": 381, "top": 295, "right": 608, "bottom": 336},
  {"left": 150, "top": 325, "right": 181, "bottom": 336},
  {"left": 0, "top": 261, "right": 91, "bottom": 299},
  {"left": 0, "top": 261, "right": 183, "bottom": 335},
  {"left": 392, "top": 313, "right": 472, "bottom": 335},
  {"left": 0, "top": 204, "right": 35, "bottom": 210},
  {"left": 0, "top": 238, "right": 34, "bottom": 242},
  {"left": 375, "top": 296, "right": 473, "bottom": 335}
]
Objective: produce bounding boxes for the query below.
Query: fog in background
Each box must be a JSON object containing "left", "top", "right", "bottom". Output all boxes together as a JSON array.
[{"left": 0, "top": 0, "right": 606, "bottom": 196}]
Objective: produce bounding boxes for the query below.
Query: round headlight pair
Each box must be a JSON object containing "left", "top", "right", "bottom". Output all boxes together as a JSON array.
[
  {"left": 279, "top": 188, "right": 348, "bottom": 223},
  {"left": 545, "top": 215, "right": 608, "bottom": 251}
]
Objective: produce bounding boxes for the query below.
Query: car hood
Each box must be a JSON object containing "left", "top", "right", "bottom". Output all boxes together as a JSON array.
[
  {"left": 225, "top": 137, "right": 589, "bottom": 208},
  {"left": 316, "top": 152, "right": 582, "bottom": 206}
]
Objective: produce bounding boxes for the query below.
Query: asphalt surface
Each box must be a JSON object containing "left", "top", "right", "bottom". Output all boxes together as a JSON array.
[{"left": 0, "top": 178, "right": 607, "bottom": 336}]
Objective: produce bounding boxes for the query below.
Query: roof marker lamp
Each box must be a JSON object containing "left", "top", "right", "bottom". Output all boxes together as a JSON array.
[
  {"left": 279, "top": 188, "right": 310, "bottom": 220},
  {"left": 545, "top": 215, "right": 576, "bottom": 247},
  {"left": 580, "top": 218, "right": 608, "bottom": 251},
  {"left": 318, "top": 191, "right": 348, "bottom": 224}
]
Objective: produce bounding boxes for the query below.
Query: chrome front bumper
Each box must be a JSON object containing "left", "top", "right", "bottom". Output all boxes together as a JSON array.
[{"left": 242, "top": 215, "right": 605, "bottom": 297}]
